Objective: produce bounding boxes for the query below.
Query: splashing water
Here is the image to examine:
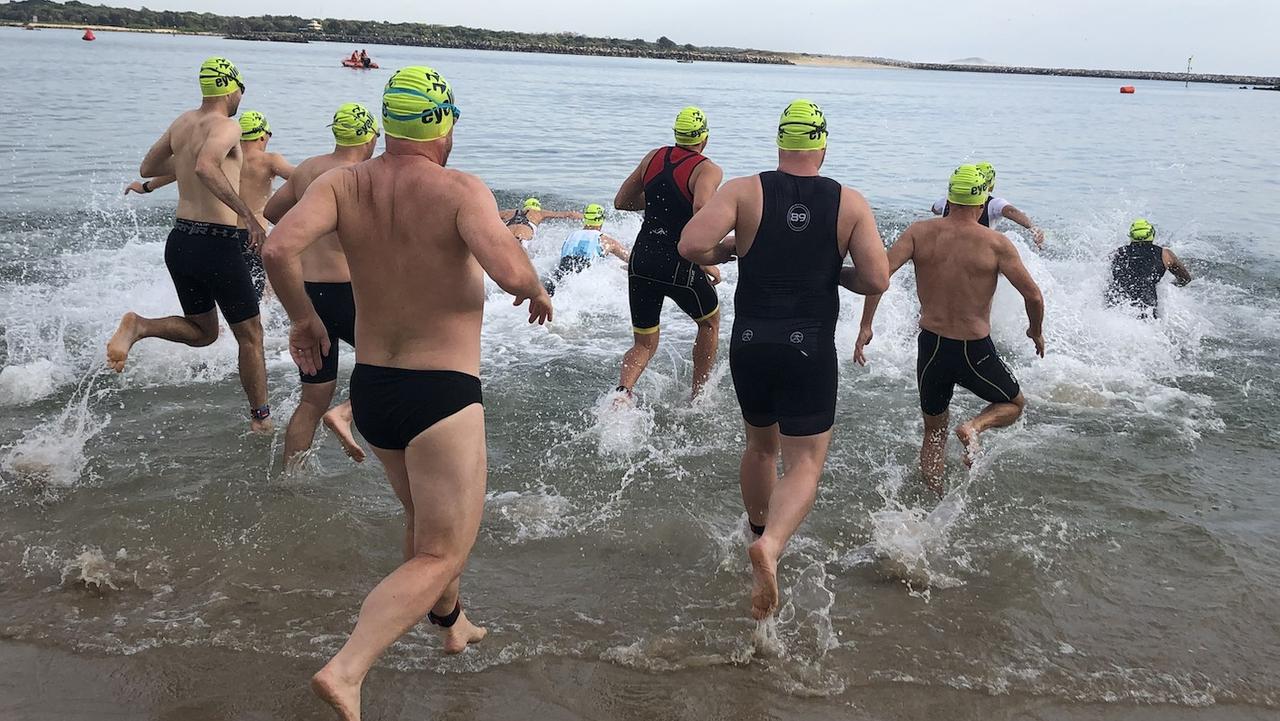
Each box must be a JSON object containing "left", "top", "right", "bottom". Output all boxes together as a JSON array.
[{"left": 1, "top": 370, "right": 110, "bottom": 496}]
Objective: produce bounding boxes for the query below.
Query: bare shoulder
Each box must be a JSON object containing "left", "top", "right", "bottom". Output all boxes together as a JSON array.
[
  {"left": 987, "top": 228, "right": 1020, "bottom": 257},
  {"left": 840, "top": 185, "right": 872, "bottom": 212}
]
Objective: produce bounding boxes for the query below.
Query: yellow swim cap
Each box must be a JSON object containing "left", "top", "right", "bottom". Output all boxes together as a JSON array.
[
  {"left": 947, "top": 164, "right": 991, "bottom": 206},
  {"left": 976, "top": 161, "right": 996, "bottom": 191},
  {"left": 673, "top": 106, "right": 709, "bottom": 147},
  {"left": 382, "top": 66, "right": 459, "bottom": 142},
  {"left": 199, "top": 57, "right": 244, "bottom": 98},
  {"left": 1129, "top": 218, "right": 1156, "bottom": 242},
  {"left": 777, "top": 100, "right": 828, "bottom": 151},
  {"left": 523, "top": 198, "right": 542, "bottom": 211},
  {"left": 331, "top": 102, "right": 380, "bottom": 146},
  {"left": 583, "top": 203, "right": 605, "bottom": 227},
  {"left": 238, "top": 111, "right": 270, "bottom": 141}
]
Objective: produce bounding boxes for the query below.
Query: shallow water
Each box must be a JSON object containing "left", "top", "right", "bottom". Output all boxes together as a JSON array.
[{"left": 1, "top": 27, "right": 1279, "bottom": 716}]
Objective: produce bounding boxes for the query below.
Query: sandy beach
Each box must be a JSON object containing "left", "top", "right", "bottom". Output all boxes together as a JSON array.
[{"left": 784, "top": 53, "right": 901, "bottom": 69}]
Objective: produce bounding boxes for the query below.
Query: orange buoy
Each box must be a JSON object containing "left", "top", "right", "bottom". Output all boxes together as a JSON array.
[
  {"left": 1120, "top": 85, "right": 1135, "bottom": 94},
  {"left": 82, "top": 28, "right": 95, "bottom": 41}
]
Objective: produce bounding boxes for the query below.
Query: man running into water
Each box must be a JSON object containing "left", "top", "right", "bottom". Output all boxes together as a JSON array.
[
  {"left": 237, "top": 110, "right": 294, "bottom": 297},
  {"left": 263, "top": 66, "right": 552, "bottom": 721},
  {"left": 932, "top": 162, "right": 1045, "bottom": 248},
  {"left": 107, "top": 57, "right": 272, "bottom": 431},
  {"left": 680, "top": 100, "right": 890, "bottom": 620},
  {"left": 265, "top": 103, "right": 381, "bottom": 466},
  {"left": 542, "top": 203, "right": 629, "bottom": 296},
  {"left": 1105, "top": 218, "right": 1193, "bottom": 319},
  {"left": 614, "top": 106, "right": 724, "bottom": 400},
  {"left": 856, "top": 165, "right": 1045, "bottom": 496},
  {"left": 499, "top": 198, "right": 582, "bottom": 244}
]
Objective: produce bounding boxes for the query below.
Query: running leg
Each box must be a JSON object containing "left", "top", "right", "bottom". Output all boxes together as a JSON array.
[
  {"left": 106, "top": 310, "right": 219, "bottom": 372},
  {"left": 228, "top": 315, "right": 271, "bottom": 432},
  {"left": 955, "top": 394, "right": 1025, "bottom": 468},
  {"left": 283, "top": 380, "right": 337, "bottom": 465},
  {"left": 739, "top": 422, "right": 780, "bottom": 533},
  {"left": 618, "top": 329, "right": 660, "bottom": 392},
  {"left": 691, "top": 312, "right": 720, "bottom": 399},
  {"left": 921, "top": 410, "right": 949, "bottom": 497}
]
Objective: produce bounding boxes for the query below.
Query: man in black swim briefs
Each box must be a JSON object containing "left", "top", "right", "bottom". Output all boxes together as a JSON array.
[
  {"left": 680, "top": 100, "right": 889, "bottom": 620},
  {"left": 107, "top": 56, "right": 272, "bottom": 432},
  {"left": 854, "top": 165, "right": 1045, "bottom": 497},
  {"left": 612, "top": 106, "right": 725, "bottom": 401},
  {"left": 264, "top": 66, "right": 552, "bottom": 719}
]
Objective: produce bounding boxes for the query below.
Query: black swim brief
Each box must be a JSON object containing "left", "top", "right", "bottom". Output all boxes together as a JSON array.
[
  {"left": 349, "top": 364, "right": 483, "bottom": 450},
  {"left": 627, "top": 243, "right": 718, "bottom": 334},
  {"left": 916, "top": 328, "right": 1021, "bottom": 417},
  {"left": 164, "top": 218, "right": 260, "bottom": 325},
  {"left": 301, "top": 282, "right": 356, "bottom": 385},
  {"left": 730, "top": 318, "right": 837, "bottom": 437}
]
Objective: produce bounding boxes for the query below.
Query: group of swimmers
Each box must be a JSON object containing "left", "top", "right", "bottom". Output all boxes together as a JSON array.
[{"left": 104, "top": 56, "right": 1194, "bottom": 721}]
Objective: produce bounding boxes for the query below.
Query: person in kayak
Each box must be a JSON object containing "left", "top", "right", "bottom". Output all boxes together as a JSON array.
[
  {"left": 931, "top": 162, "right": 1046, "bottom": 248},
  {"left": 542, "top": 203, "right": 629, "bottom": 296},
  {"left": 499, "top": 198, "right": 582, "bottom": 244},
  {"left": 1105, "top": 219, "right": 1192, "bottom": 318}
]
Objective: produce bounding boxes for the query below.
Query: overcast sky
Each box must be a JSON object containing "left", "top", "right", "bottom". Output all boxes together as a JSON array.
[{"left": 112, "top": 0, "right": 1278, "bottom": 75}]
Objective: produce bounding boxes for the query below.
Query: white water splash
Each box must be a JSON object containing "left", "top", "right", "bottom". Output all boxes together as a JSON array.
[{"left": 1, "top": 370, "right": 110, "bottom": 494}]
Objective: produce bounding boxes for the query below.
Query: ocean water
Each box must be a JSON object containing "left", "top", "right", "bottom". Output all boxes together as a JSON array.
[{"left": 1, "top": 27, "right": 1279, "bottom": 719}]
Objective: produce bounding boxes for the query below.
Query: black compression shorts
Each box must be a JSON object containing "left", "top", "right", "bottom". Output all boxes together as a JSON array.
[
  {"left": 627, "top": 245, "right": 719, "bottom": 333},
  {"left": 163, "top": 219, "right": 260, "bottom": 325},
  {"left": 350, "top": 364, "right": 483, "bottom": 450},
  {"left": 301, "top": 282, "right": 356, "bottom": 385},
  {"left": 730, "top": 319, "right": 837, "bottom": 437},
  {"left": 916, "top": 329, "right": 1022, "bottom": 416}
]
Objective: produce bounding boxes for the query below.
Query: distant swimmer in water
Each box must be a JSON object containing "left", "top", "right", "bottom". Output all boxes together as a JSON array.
[
  {"left": 264, "top": 66, "right": 552, "bottom": 721},
  {"left": 107, "top": 57, "right": 272, "bottom": 432},
  {"left": 237, "top": 110, "right": 294, "bottom": 298},
  {"left": 265, "top": 102, "right": 382, "bottom": 466},
  {"left": 614, "top": 106, "right": 724, "bottom": 401},
  {"left": 499, "top": 197, "right": 582, "bottom": 244},
  {"left": 1105, "top": 219, "right": 1192, "bottom": 319},
  {"left": 542, "top": 203, "right": 630, "bottom": 296},
  {"left": 680, "top": 100, "right": 889, "bottom": 619},
  {"left": 932, "top": 162, "right": 1045, "bottom": 248},
  {"left": 856, "top": 165, "right": 1045, "bottom": 496}
]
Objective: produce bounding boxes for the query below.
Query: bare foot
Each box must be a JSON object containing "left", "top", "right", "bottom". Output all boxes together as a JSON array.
[
  {"left": 323, "top": 405, "right": 366, "bottom": 463},
  {"left": 610, "top": 390, "right": 634, "bottom": 411},
  {"left": 251, "top": 417, "right": 275, "bottom": 435},
  {"left": 747, "top": 538, "right": 779, "bottom": 621},
  {"left": 106, "top": 312, "right": 140, "bottom": 373},
  {"left": 954, "top": 423, "right": 980, "bottom": 468},
  {"left": 440, "top": 610, "right": 488, "bottom": 655},
  {"left": 310, "top": 664, "right": 362, "bottom": 721}
]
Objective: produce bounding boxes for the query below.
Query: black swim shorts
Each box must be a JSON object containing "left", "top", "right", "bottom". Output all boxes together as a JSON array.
[
  {"left": 627, "top": 243, "right": 719, "bottom": 334},
  {"left": 301, "top": 282, "right": 356, "bottom": 384},
  {"left": 163, "top": 218, "right": 260, "bottom": 325},
  {"left": 729, "top": 318, "right": 837, "bottom": 437},
  {"left": 916, "top": 328, "right": 1021, "bottom": 417}
]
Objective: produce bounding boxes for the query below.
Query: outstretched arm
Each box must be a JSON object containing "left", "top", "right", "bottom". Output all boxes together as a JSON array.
[
  {"left": 679, "top": 178, "right": 741, "bottom": 265},
  {"left": 850, "top": 226, "right": 914, "bottom": 365},
  {"left": 457, "top": 176, "right": 552, "bottom": 324},
  {"left": 195, "top": 119, "right": 266, "bottom": 248},
  {"left": 614, "top": 150, "right": 656, "bottom": 211},
  {"left": 539, "top": 210, "right": 583, "bottom": 220},
  {"left": 997, "top": 238, "right": 1046, "bottom": 357},
  {"left": 602, "top": 234, "right": 630, "bottom": 263},
  {"left": 262, "top": 171, "right": 340, "bottom": 375},
  {"left": 125, "top": 175, "right": 176, "bottom": 195},
  {"left": 1001, "top": 204, "right": 1045, "bottom": 248},
  {"left": 1164, "top": 248, "right": 1193, "bottom": 286}
]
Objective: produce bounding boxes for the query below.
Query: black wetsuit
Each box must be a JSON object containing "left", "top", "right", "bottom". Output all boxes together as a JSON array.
[
  {"left": 1107, "top": 242, "right": 1166, "bottom": 316},
  {"left": 730, "top": 171, "right": 842, "bottom": 437},
  {"left": 628, "top": 146, "right": 719, "bottom": 332},
  {"left": 506, "top": 208, "right": 535, "bottom": 232},
  {"left": 916, "top": 331, "right": 1022, "bottom": 416},
  {"left": 301, "top": 282, "right": 356, "bottom": 384},
  {"left": 165, "top": 218, "right": 260, "bottom": 324}
]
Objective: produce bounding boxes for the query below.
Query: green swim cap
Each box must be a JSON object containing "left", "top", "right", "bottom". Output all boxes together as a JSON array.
[
  {"left": 947, "top": 164, "right": 991, "bottom": 206},
  {"left": 199, "top": 57, "right": 244, "bottom": 98},
  {"left": 777, "top": 100, "right": 828, "bottom": 151},
  {"left": 583, "top": 203, "right": 605, "bottom": 227},
  {"left": 673, "top": 106, "right": 709, "bottom": 147},
  {"left": 238, "top": 111, "right": 270, "bottom": 141},
  {"left": 331, "top": 102, "right": 380, "bottom": 146},
  {"left": 523, "top": 198, "right": 542, "bottom": 211},
  {"left": 976, "top": 161, "right": 996, "bottom": 190},
  {"left": 1129, "top": 218, "right": 1156, "bottom": 242},
  {"left": 382, "top": 66, "right": 459, "bottom": 142}
]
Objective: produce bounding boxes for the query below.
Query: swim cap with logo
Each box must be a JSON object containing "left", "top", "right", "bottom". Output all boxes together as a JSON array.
[
  {"left": 976, "top": 161, "right": 996, "bottom": 190},
  {"left": 947, "top": 164, "right": 991, "bottom": 206},
  {"left": 673, "top": 106, "right": 709, "bottom": 147},
  {"left": 331, "top": 102, "right": 380, "bottom": 146},
  {"left": 523, "top": 198, "right": 542, "bottom": 211},
  {"left": 238, "top": 111, "right": 270, "bottom": 141},
  {"left": 1129, "top": 218, "right": 1156, "bottom": 242},
  {"left": 382, "top": 66, "right": 460, "bottom": 141},
  {"left": 583, "top": 203, "right": 605, "bottom": 227},
  {"left": 199, "top": 57, "right": 244, "bottom": 98},
  {"left": 777, "top": 100, "right": 828, "bottom": 151}
]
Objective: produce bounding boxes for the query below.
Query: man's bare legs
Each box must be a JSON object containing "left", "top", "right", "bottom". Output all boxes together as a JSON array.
[
  {"left": 617, "top": 329, "right": 659, "bottom": 392},
  {"left": 747, "top": 429, "right": 832, "bottom": 620},
  {"left": 322, "top": 402, "right": 365, "bottom": 462},
  {"left": 228, "top": 316, "right": 271, "bottom": 433},
  {"left": 284, "top": 381, "right": 337, "bottom": 465},
  {"left": 690, "top": 312, "right": 720, "bottom": 399},
  {"left": 739, "top": 423, "right": 780, "bottom": 533},
  {"left": 106, "top": 309, "right": 219, "bottom": 372},
  {"left": 310, "top": 405, "right": 489, "bottom": 721},
  {"left": 921, "top": 411, "right": 950, "bottom": 497},
  {"left": 954, "top": 394, "right": 1025, "bottom": 469}
]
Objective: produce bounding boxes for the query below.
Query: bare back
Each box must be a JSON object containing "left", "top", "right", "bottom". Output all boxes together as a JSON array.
[
  {"left": 238, "top": 148, "right": 285, "bottom": 228},
  {"left": 329, "top": 156, "right": 485, "bottom": 373},
  {"left": 281, "top": 154, "right": 356, "bottom": 283},
  {"left": 169, "top": 111, "right": 242, "bottom": 225},
  {"left": 909, "top": 217, "right": 1009, "bottom": 340}
]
